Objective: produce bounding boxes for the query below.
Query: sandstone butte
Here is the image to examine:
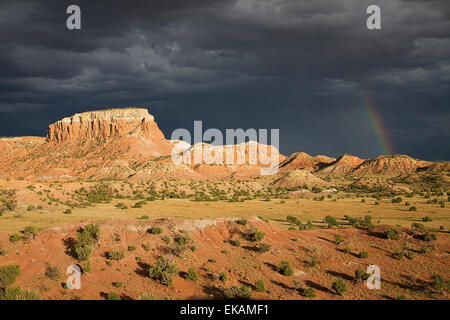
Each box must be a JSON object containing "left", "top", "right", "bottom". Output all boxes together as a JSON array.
[{"left": 0, "top": 107, "right": 446, "bottom": 182}]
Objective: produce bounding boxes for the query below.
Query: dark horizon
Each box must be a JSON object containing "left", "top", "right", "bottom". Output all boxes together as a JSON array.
[{"left": 0, "top": 0, "right": 449, "bottom": 161}]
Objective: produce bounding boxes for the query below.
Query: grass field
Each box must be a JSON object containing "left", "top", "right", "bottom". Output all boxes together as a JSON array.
[{"left": 1, "top": 196, "right": 448, "bottom": 233}]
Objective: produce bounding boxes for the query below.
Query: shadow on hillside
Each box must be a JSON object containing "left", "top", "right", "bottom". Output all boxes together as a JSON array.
[
  {"left": 202, "top": 285, "right": 224, "bottom": 299},
  {"left": 63, "top": 237, "right": 76, "bottom": 257},
  {"left": 263, "top": 262, "right": 278, "bottom": 272},
  {"left": 317, "top": 236, "right": 333, "bottom": 243},
  {"left": 238, "top": 280, "right": 256, "bottom": 290},
  {"left": 134, "top": 261, "right": 150, "bottom": 278},
  {"left": 304, "top": 280, "right": 334, "bottom": 294},
  {"left": 270, "top": 280, "right": 295, "bottom": 291},
  {"left": 326, "top": 270, "right": 354, "bottom": 281}
]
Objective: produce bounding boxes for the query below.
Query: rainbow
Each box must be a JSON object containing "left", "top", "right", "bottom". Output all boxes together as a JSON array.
[{"left": 360, "top": 91, "right": 394, "bottom": 155}]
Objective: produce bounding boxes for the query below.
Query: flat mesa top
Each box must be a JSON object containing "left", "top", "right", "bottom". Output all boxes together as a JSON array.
[{"left": 57, "top": 108, "right": 154, "bottom": 123}]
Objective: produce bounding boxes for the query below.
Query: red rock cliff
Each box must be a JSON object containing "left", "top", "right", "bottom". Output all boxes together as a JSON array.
[{"left": 46, "top": 108, "right": 166, "bottom": 142}]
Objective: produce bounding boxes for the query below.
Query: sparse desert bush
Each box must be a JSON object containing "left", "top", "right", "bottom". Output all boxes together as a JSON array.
[
  {"left": 358, "top": 251, "right": 369, "bottom": 258},
  {"left": 342, "top": 247, "right": 352, "bottom": 254},
  {"left": 355, "top": 268, "right": 370, "bottom": 282},
  {"left": 333, "top": 234, "right": 344, "bottom": 245},
  {"left": 107, "top": 250, "right": 125, "bottom": 261},
  {"left": 64, "top": 209, "right": 72, "bottom": 215},
  {"left": 255, "top": 280, "right": 266, "bottom": 292},
  {"left": 248, "top": 230, "right": 265, "bottom": 242},
  {"left": 229, "top": 239, "right": 241, "bottom": 247},
  {"left": 385, "top": 228, "right": 402, "bottom": 240},
  {"left": 0, "top": 287, "right": 41, "bottom": 300},
  {"left": 430, "top": 274, "right": 446, "bottom": 293},
  {"left": 128, "top": 245, "right": 137, "bottom": 252},
  {"left": 286, "top": 215, "right": 298, "bottom": 224},
  {"left": 0, "top": 265, "right": 20, "bottom": 288},
  {"left": 310, "top": 257, "right": 321, "bottom": 267},
  {"left": 82, "top": 262, "right": 91, "bottom": 273},
  {"left": 45, "top": 266, "right": 61, "bottom": 280},
  {"left": 185, "top": 268, "right": 198, "bottom": 282},
  {"left": 224, "top": 285, "right": 252, "bottom": 299},
  {"left": 218, "top": 272, "right": 227, "bottom": 282},
  {"left": 324, "top": 215, "right": 338, "bottom": 227},
  {"left": 423, "top": 231, "right": 437, "bottom": 241},
  {"left": 112, "top": 281, "right": 123, "bottom": 288},
  {"left": 139, "top": 293, "right": 156, "bottom": 300},
  {"left": 9, "top": 233, "right": 23, "bottom": 243},
  {"left": 422, "top": 216, "right": 432, "bottom": 222},
  {"left": 107, "top": 291, "right": 121, "bottom": 300},
  {"left": 332, "top": 279, "right": 347, "bottom": 296},
  {"left": 236, "top": 219, "right": 248, "bottom": 226},
  {"left": 148, "top": 227, "right": 163, "bottom": 234},
  {"left": 302, "top": 287, "right": 316, "bottom": 298},
  {"left": 391, "top": 197, "right": 402, "bottom": 203},
  {"left": 412, "top": 223, "right": 426, "bottom": 232},
  {"left": 148, "top": 256, "right": 179, "bottom": 286},
  {"left": 255, "top": 243, "right": 271, "bottom": 253},
  {"left": 278, "top": 261, "right": 294, "bottom": 276},
  {"left": 409, "top": 206, "right": 417, "bottom": 211}
]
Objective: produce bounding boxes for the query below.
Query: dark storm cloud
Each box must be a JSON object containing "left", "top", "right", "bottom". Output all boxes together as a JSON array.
[{"left": 0, "top": 0, "right": 449, "bottom": 160}]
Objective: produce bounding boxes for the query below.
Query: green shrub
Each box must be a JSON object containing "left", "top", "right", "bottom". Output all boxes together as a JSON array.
[
  {"left": 355, "top": 268, "right": 370, "bottom": 282},
  {"left": 358, "top": 251, "right": 369, "bottom": 259},
  {"left": 82, "top": 262, "right": 91, "bottom": 273},
  {"left": 64, "top": 209, "right": 72, "bottom": 215},
  {"left": 224, "top": 285, "right": 252, "bottom": 299},
  {"left": 248, "top": 230, "right": 265, "bottom": 242},
  {"left": 236, "top": 219, "right": 248, "bottom": 226},
  {"left": 311, "top": 258, "right": 321, "bottom": 267},
  {"left": 0, "top": 286, "right": 41, "bottom": 300},
  {"left": 422, "top": 216, "right": 432, "bottom": 222},
  {"left": 112, "top": 281, "right": 123, "bottom": 288},
  {"left": 139, "top": 293, "right": 156, "bottom": 300},
  {"left": 45, "top": 266, "right": 61, "bottom": 280},
  {"left": 412, "top": 223, "right": 426, "bottom": 232},
  {"left": 148, "top": 227, "right": 163, "bottom": 234},
  {"left": 9, "top": 233, "right": 23, "bottom": 243},
  {"left": 342, "top": 247, "right": 352, "bottom": 254},
  {"left": 0, "top": 265, "right": 21, "bottom": 288},
  {"left": 278, "top": 261, "right": 294, "bottom": 276},
  {"left": 333, "top": 234, "right": 344, "bottom": 245},
  {"left": 23, "top": 226, "right": 38, "bottom": 237},
  {"left": 286, "top": 215, "right": 298, "bottom": 224},
  {"left": 324, "top": 215, "right": 338, "bottom": 227},
  {"left": 332, "top": 279, "right": 347, "bottom": 296},
  {"left": 409, "top": 206, "right": 417, "bottom": 211},
  {"left": 255, "top": 243, "right": 271, "bottom": 253},
  {"left": 185, "top": 268, "right": 198, "bottom": 282},
  {"left": 107, "top": 250, "right": 125, "bottom": 261},
  {"left": 73, "top": 244, "right": 92, "bottom": 261},
  {"left": 107, "top": 291, "right": 121, "bottom": 300},
  {"left": 218, "top": 272, "right": 227, "bottom": 282},
  {"left": 302, "top": 287, "right": 316, "bottom": 298},
  {"left": 423, "top": 231, "right": 437, "bottom": 241},
  {"left": 128, "top": 245, "right": 137, "bottom": 252},
  {"left": 255, "top": 280, "right": 265, "bottom": 292},
  {"left": 148, "top": 256, "right": 179, "bottom": 286},
  {"left": 391, "top": 197, "right": 402, "bottom": 203},
  {"left": 385, "top": 229, "right": 402, "bottom": 240},
  {"left": 430, "top": 274, "right": 446, "bottom": 293},
  {"left": 230, "top": 239, "right": 241, "bottom": 247}
]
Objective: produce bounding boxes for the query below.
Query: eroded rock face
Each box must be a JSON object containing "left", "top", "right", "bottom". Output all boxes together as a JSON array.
[{"left": 46, "top": 108, "right": 165, "bottom": 142}]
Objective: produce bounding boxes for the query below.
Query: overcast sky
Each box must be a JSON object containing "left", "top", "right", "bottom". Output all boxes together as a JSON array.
[{"left": 0, "top": 0, "right": 449, "bottom": 160}]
